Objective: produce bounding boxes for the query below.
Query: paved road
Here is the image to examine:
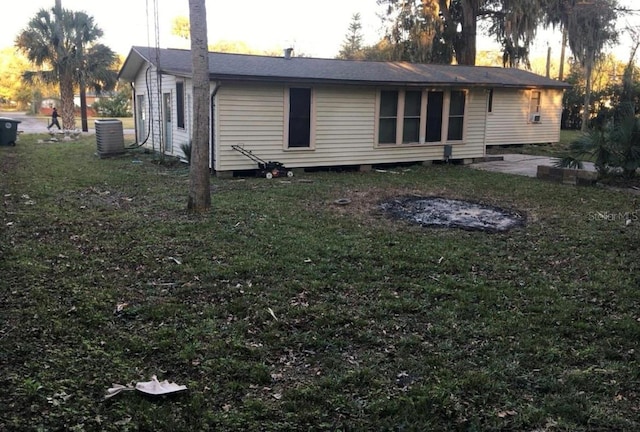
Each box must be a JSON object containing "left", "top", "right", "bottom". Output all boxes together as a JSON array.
[
  {"left": 0, "top": 111, "right": 50, "bottom": 133},
  {"left": 0, "top": 111, "right": 134, "bottom": 135}
]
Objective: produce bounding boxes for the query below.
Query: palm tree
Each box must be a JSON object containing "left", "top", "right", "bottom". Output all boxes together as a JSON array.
[{"left": 15, "top": 6, "right": 117, "bottom": 130}]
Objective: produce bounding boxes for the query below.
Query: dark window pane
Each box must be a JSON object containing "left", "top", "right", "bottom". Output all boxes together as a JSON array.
[
  {"left": 176, "top": 82, "right": 185, "bottom": 128},
  {"left": 447, "top": 91, "right": 465, "bottom": 141},
  {"left": 447, "top": 117, "right": 464, "bottom": 141},
  {"left": 380, "top": 91, "right": 398, "bottom": 117},
  {"left": 403, "top": 118, "right": 420, "bottom": 143},
  {"left": 450, "top": 91, "right": 465, "bottom": 116},
  {"left": 426, "top": 91, "right": 443, "bottom": 142},
  {"left": 404, "top": 91, "right": 421, "bottom": 117},
  {"left": 379, "top": 118, "right": 397, "bottom": 144},
  {"left": 289, "top": 88, "right": 311, "bottom": 147},
  {"left": 379, "top": 90, "right": 398, "bottom": 144}
]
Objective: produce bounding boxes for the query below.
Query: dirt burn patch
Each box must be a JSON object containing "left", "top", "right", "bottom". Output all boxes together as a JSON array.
[{"left": 380, "top": 196, "right": 525, "bottom": 232}]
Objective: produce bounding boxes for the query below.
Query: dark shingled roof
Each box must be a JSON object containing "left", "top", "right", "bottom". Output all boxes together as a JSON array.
[{"left": 119, "top": 46, "right": 570, "bottom": 89}]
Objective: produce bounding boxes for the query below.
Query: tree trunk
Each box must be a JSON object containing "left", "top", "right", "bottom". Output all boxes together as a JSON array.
[
  {"left": 187, "top": 0, "right": 211, "bottom": 213},
  {"left": 59, "top": 71, "right": 75, "bottom": 130},
  {"left": 76, "top": 33, "right": 88, "bottom": 132},
  {"left": 558, "top": 27, "right": 567, "bottom": 81},
  {"left": 456, "top": 0, "right": 478, "bottom": 65},
  {"left": 581, "top": 61, "right": 593, "bottom": 132}
]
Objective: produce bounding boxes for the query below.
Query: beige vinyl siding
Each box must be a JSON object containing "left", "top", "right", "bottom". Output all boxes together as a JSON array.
[
  {"left": 216, "top": 84, "right": 487, "bottom": 171},
  {"left": 451, "top": 89, "right": 486, "bottom": 159},
  {"left": 216, "top": 85, "right": 285, "bottom": 171},
  {"left": 485, "top": 88, "right": 563, "bottom": 146}
]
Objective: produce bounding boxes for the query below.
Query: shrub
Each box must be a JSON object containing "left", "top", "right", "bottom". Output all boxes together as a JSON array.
[
  {"left": 180, "top": 141, "right": 192, "bottom": 164},
  {"left": 92, "top": 90, "right": 131, "bottom": 117}
]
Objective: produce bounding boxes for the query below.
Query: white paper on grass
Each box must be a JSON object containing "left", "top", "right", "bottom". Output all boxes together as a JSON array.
[
  {"left": 105, "top": 375, "right": 187, "bottom": 399},
  {"left": 135, "top": 375, "right": 187, "bottom": 395}
]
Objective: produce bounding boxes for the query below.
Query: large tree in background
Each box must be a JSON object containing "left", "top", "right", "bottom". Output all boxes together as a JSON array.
[
  {"left": 387, "top": 1, "right": 448, "bottom": 62},
  {"left": 545, "top": 0, "right": 619, "bottom": 131},
  {"left": 378, "top": 0, "right": 548, "bottom": 65},
  {"left": 15, "top": 4, "right": 117, "bottom": 130},
  {"left": 187, "top": 0, "right": 211, "bottom": 213}
]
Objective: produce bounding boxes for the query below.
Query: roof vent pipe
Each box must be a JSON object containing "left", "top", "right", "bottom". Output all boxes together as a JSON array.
[{"left": 284, "top": 47, "right": 293, "bottom": 59}]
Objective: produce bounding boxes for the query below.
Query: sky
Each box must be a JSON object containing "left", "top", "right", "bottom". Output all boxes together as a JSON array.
[
  {"left": 1, "top": 0, "right": 386, "bottom": 58},
  {"left": 1, "top": 0, "right": 639, "bottom": 61}
]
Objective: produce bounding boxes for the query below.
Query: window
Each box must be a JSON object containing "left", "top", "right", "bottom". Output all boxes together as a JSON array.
[
  {"left": 378, "top": 90, "right": 398, "bottom": 144},
  {"left": 288, "top": 88, "right": 312, "bottom": 148},
  {"left": 403, "top": 91, "right": 421, "bottom": 143},
  {"left": 377, "top": 89, "right": 466, "bottom": 145},
  {"left": 176, "top": 81, "right": 185, "bottom": 129},
  {"left": 530, "top": 90, "right": 541, "bottom": 114},
  {"left": 447, "top": 90, "right": 466, "bottom": 141},
  {"left": 425, "top": 91, "right": 444, "bottom": 142}
]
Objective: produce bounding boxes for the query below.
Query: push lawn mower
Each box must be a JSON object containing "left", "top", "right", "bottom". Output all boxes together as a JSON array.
[{"left": 231, "top": 145, "right": 294, "bottom": 179}]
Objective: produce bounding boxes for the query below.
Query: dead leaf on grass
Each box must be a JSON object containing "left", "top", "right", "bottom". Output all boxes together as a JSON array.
[
  {"left": 497, "top": 410, "right": 517, "bottom": 418},
  {"left": 115, "top": 302, "right": 129, "bottom": 313}
]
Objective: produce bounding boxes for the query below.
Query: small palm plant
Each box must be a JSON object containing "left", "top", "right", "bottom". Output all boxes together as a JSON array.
[
  {"left": 180, "top": 141, "right": 192, "bottom": 164},
  {"left": 555, "top": 127, "right": 613, "bottom": 173},
  {"left": 557, "top": 105, "right": 640, "bottom": 179}
]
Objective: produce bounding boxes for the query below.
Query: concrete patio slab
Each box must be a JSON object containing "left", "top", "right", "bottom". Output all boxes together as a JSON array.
[{"left": 469, "top": 154, "right": 595, "bottom": 178}]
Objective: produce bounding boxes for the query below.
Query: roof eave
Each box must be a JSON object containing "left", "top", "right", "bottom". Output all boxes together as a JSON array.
[{"left": 207, "top": 74, "right": 571, "bottom": 89}]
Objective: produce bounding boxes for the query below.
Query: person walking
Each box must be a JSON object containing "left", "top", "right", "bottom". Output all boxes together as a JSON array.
[{"left": 47, "top": 107, "right": 61, "bottom": 130}]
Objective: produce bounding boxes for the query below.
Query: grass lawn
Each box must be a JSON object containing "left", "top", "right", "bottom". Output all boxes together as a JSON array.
[
  {"left": 1, "top": 135, "right": 639, "bottom": 431},
  {"left": 487, "top": 130, "right": 583, "bottom": 158}
]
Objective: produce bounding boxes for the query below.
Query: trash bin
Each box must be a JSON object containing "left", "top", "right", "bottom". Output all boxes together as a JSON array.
[{"left": 0, "top": 117, "right": 21, "bottom": 146}]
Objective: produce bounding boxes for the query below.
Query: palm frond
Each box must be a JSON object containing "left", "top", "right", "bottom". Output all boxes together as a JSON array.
[{"left": 554, "top": 156, "right": 583, "bottom": 169}]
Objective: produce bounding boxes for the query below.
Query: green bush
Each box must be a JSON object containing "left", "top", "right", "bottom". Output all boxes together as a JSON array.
[
  {"left": 558, "top": 104, "right": 640, "bottom": 178},
  {"left": 92, "top": 90, "right": 131, "bottom": 117}
]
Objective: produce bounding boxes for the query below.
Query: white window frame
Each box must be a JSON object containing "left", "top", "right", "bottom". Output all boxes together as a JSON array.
[{"left": 375, "top": 88, "right": 467, "bottom": 146}]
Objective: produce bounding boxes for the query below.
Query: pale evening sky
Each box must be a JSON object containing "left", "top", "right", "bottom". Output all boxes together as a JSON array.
[{"left": 1, "top": 0, "right": 639, "bottom": 61}]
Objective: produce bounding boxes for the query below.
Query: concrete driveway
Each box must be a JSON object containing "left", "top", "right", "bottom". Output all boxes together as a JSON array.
[{"left": 470, "top": 154, "right": 595, "bottom": 178}]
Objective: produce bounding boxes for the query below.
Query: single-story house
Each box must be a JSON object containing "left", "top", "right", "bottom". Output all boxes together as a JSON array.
[{"left": 118, "top": 46, "right": 570, "bottom": 175}]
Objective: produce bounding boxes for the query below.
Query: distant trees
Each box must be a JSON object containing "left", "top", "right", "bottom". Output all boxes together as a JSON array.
[
  {"left": 171, "top": 16, "right": 191, "bottom": 40},
  {"left": 15, "top": 4, "right": 117, "bottom": 129},
  {"left": 546, "top": 0, "right": 619, "bottom": 131},
  {"left": 91, "top": 87, "right": 132, "bottom": 118},
  {"left": 0, "top": 48, "right": 56, "bottom": 110},
  {"left": 338, "top": 13, "right": 366, "bottom": 60},
  {"left": 375, "top": 0, "right": 621, "bottom": 72}
]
